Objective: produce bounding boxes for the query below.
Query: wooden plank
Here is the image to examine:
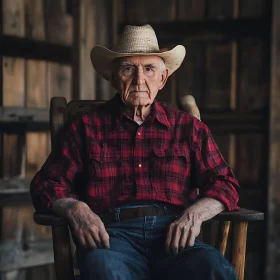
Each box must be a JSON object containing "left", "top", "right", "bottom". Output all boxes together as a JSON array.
[
  {"left": 47, "top": 62, "right": 71, "bottom": 102},
  {"left": 238, "top": 39, "right": 269, "bottom": 111},
  {"left": 205, "top": 0, "right": 234, "bottom": 19},
  {"left": 2, "top": 57, "right": 25, "bottom": 106},
  {"left": 240, "top": 0, "right": 267, "bottom": 17},
  {"left": 0, "top": 36, "right": 72, "bottom": 64},
  {"left": 26, "top": 59, "right": 49, "bottom": 178},
  {"left": 235, "top": 134, "right": 265, "bottom": 183},
  {"left": 2, "top": 56, "right": 25, "bottom": 179},
  {"left": 45, "top": 0, "right": 73, "bottom": 46},
  {"left": 26, "top": 60, "right": 47, "bottom": 108},
  {"left": 126, "top": 17, "right": 271, "bottom": 44},
  {"left": 76, "top": 0, "right": 95, "bottom": 100},
  {"left": 177, "top": 0, "right": 205, "bottom": 20},
  {"left": 204, "top": 42, "right": 232, "bottom": 109},
  {"left": 94, "top": 0, "right": 114, "bottom": 100},
  {"left": 124, "top": 0, "right": 177, "bottom": 24},
  {"left": 3, "top": 0, "right": 25, "bottom": 36},
  {"left": 24, "top": 0, "right": 45, "bottom": 41},
  {"left": 177, "top": 40, "right": 205, "bottom": 108},
  {"left": 267, "top": 0, "right": 280, "bottom": 278}
]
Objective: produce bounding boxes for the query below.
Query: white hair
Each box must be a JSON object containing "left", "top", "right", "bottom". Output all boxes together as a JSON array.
[{"left": 159, "top": 58, "right": 166, "bottom": 73}]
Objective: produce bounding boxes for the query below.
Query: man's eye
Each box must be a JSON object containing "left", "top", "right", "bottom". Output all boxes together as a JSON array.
[
  {"left": 145, "top": 67, "right": 152, "bottom": 71},
  {"left": 124, "top": 67, "right": 133, "bottom": 71}
]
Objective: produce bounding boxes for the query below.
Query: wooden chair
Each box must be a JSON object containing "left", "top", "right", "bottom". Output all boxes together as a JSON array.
[{"left": 33, "top": 97, "right": 264, "bottom": 280}]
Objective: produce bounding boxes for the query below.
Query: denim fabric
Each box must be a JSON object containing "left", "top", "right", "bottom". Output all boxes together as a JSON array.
[{"left": 78, "top": 211, "right": 237, "bottom": 280}]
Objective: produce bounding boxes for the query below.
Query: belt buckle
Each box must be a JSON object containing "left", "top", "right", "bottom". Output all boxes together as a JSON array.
[{"left": 114, "top": 208, "right": 121, "bottom": 222}]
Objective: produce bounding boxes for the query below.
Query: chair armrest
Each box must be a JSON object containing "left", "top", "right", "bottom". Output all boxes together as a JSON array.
[
  {"left": 213, "top": 208, "right": 264, "bottom": 221},
  {"left": 33, "top": 212, "right": 68, "bottom": 226}
]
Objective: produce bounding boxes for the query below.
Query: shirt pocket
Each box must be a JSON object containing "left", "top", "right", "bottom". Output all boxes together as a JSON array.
[
  {"left": 149, "top": 147, "right": 191, "bottom": 199},
  {"left": 87, "top": 141, "right": 121, "bottom": 196}
]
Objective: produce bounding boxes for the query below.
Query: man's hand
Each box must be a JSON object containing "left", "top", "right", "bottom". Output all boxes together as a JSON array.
[
  {"left": 165, "top": 212, "right": 202, "bottom": 255},
  {"left": 65, "top": 201, "right": 110, "bottom": 249},
  {"left": 165, "top": 197, "right": 225, "bottom": 255},
  {"left": 52, "top": 198, "right": 110, "bottom": 249}
]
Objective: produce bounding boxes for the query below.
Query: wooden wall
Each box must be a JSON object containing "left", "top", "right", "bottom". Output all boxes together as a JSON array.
[{"left": 116, "top": 1, "right": 270, "bottom": 280}]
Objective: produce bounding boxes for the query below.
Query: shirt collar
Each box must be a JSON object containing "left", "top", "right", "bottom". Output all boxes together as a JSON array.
[{"left": 107, "top": 93, "right": 170, "bottom": 129}]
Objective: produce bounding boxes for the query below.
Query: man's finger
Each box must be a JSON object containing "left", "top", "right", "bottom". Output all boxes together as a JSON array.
[
  {"left": 178, "top": 227, "right": 189, "bottom": 252},
  {"left": 171, "top": 225, "right": 184, "bottom": 255},
  {"left": 89, "top": 227, "right": 103, "bottom": 248},
  {"left": 99, "top": 228, "right": 110, "bottom": 248},
  {"left": 79, "top": 235, "right": 87, "bottom": 248},
  {"left": 186, "top": 228, "right": 196, "bottom": 247},
  {"left": 165, "top": 224, "right": 174, "bottom": 255},
  {"left": 85, "top": 233, "right": 98, "bottom": 248}
]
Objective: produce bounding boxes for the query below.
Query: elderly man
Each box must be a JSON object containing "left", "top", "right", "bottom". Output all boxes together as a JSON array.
[{"left": 30, "top": 25, "right": 239, "bottom": 280}]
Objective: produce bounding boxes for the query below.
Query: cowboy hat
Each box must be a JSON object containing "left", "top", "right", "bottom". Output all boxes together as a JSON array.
[{"left": 90, "top": 24, "right": 186, "bottom": 81}]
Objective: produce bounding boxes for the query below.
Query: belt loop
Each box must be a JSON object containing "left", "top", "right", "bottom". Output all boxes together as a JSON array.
[
  {"left": 163, "top": 206, "right": 168, "bottom": 215},
  {"left": 114, "top": 208, "right": 121, "bottom": 222}
]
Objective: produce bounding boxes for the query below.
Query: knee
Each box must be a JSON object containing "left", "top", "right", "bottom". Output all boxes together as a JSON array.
[
  {"left": 79, "top": 249, "right": 130, "bottom": 279},
  {"left": 178, "top": 247, "right": 237, "bottom": 279}
]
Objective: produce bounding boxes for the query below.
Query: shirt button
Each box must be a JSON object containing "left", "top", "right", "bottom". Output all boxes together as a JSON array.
[
  {"left": 138, "top": 164, "right": 142, "bottom": 168},
  {"left": 137, "top": 132, "right": 141, "bottom": 136}
]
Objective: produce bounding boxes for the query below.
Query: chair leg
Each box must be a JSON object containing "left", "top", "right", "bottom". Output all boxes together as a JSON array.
[
  {"left": 52, "top": 225, "right": 74, "bottom": 280},
  {"left": 215, "top": 221, "right": 231, "bottom": 256},
  {"left": 231, "top": 221, "right": 248, "bottom": 280}
]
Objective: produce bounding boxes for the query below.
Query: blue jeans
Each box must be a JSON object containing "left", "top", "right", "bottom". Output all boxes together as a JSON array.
[{"left": 78, "top": 213, "right": 237, "bottom": 280}]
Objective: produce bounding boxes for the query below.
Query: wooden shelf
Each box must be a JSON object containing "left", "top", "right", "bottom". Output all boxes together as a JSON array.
[
  {"left": 0, "top": 107, "right": 49, "bottom": 132},
  {"left": 0, "top": 178, "right": 32, "bottom": 206},
  {"left": 0, "top": 35, "right": 72, "bottom": 64},
  {"left": 121, "top": 17, "right": 271, "bottom": 43}
]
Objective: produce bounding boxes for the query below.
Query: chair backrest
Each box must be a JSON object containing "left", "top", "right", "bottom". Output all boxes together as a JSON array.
[{"left": 50, "top": 98, "right": 107, "bottom": 151}]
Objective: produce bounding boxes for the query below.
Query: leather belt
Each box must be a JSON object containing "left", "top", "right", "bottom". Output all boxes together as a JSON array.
[{"left": 100, "top": 205, "right": 182, "bottom": 225}]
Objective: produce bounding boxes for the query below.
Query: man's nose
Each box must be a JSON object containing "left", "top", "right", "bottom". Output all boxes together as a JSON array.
[{"left": 133, "top": 68, "right": 145, "bottom": 85}]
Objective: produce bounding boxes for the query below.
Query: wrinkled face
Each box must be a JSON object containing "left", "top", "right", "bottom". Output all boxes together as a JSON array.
[{"left": 110, "top": 55, "right": 168, "bottom": 107}]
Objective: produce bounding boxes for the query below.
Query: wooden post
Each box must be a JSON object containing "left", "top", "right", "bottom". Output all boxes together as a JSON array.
[
  {"left": 52, "top": 226, "right": 74, "bottom": 280},
  {"left": 215, "top": 221, "right": 231, "bottom": 256},
  {"left": 267, "top": 0, "right": 280, "bottom": 279},
  {"left": 231, "top": 221, "right": 248, "bottom": 280}
]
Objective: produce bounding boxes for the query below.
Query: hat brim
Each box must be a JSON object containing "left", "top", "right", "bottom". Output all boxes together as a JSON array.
[{"left": 90, "top": 45, "right": 186, "bottom": 81}]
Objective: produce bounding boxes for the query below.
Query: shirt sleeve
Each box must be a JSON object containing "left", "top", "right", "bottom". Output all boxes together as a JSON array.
[
  {"left": 191, "top": 119, "right": 240, "bottom": 211},
  {"left": 30, "top": 118, "right": 84, "bottom": 213}
]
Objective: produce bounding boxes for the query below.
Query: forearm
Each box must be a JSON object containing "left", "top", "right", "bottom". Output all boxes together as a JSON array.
[
  {"left": 51, "top": 198, "right": 86, "bottom": 218},
  {"left": 183, "top": 197, "right": 225, "bottom": 223}
]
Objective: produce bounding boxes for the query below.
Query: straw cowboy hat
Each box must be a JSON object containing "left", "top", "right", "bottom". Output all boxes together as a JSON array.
[{"left": 90, "top": 24, "right": 186, "bottom": 81}]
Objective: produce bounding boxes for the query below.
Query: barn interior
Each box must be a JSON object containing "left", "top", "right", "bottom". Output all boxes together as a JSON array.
[{"left": 0, "top": 0, "right": 279, "bottom": 279}]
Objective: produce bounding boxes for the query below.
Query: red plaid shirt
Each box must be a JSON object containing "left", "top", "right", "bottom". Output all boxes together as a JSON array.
[{"left": 30, "top": 94, "right": 240, "bottom": 214}]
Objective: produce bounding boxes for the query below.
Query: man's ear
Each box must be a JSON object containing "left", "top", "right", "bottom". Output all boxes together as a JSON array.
[
  {"left": 158, "top": 68, "right": 169, "bottom": 90},
  {"left": 109, "top": 72, "right": 119, "bottom": 90}
]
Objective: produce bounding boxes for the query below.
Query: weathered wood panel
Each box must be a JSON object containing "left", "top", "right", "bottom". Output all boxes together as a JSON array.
[
  {"left": 240, "top": 0, "right": 267, "bottom": 17},
  {"left": 2, "top": 57, "right": 25, "bottom": 107},
  {"left": 238, "top": 39, "right": 269, "bottom": 111},
  {"left": 205, "top": 0, "right": 233, "bottom": 19},
  {"left": 44, "top": 0, "right": 73, "bottom": 46},
  {"left": 204, "top": 42, "right": 232, "bottom": 109},
  {"left": 124, "top": 0, "right": 176, "bottom": 23},
  {"left": 3, "top": 0, "right": 25, "bottom": 37},
  {"left": 24, "top": 0, "right": 45, "bottom": 41},
  {"left": 73, "top": 0, "right": 96, "bottom": 100},
  {"left": 26, "top": 60, "right": 49, "bottom": 178},
  {"left": 235, "top": 134, "right": 265, "bottom": 183},
  {"left": 267, "top": 0, "right": 280, "bottom": 279},
  {"left": 47, "top": 62, "right": 71, "bottom": 102},
  {"left": 177, "top": 0, "right": 205, "bottom": 20},
  {"left": 177, "top": 41, "right": 205, "bottom": 108}
]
